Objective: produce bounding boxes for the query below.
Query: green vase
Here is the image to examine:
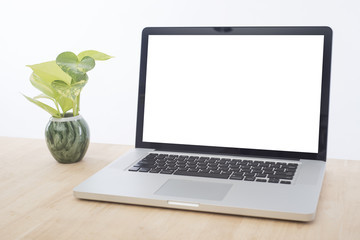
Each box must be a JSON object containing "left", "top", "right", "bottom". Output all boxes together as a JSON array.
[{"left": 45, "top": 114, "right": 90, "bottom": 164}]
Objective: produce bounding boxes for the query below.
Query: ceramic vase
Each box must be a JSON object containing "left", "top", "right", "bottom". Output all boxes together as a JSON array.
[{"left": 45, "top": 114, "right": 90, "bottom": 164}]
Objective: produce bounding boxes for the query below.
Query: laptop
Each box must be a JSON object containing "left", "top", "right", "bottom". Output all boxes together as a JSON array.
[{"left": 74, "top": 26, "right": 332, "bottom": 222}]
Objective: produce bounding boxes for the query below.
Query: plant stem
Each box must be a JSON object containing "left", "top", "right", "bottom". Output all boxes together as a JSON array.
[
  {"left": 77, "top": 94, "right": 80, "bottom": 113},
  {"left": 73, "top": 95, "right": 80, "bottom": 116},
  {"left": 54, "top": 101, "right": 61, "bottom": 116}
]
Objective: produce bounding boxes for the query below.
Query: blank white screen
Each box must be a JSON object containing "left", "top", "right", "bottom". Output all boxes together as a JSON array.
[{"left": 143, "top": 35, "right": 324, "bottom": 153}]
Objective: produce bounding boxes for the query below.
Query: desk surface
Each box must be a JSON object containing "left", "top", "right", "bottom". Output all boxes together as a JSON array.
[{"left": 0, "top": 137, "right": 359, "bottom": 240}]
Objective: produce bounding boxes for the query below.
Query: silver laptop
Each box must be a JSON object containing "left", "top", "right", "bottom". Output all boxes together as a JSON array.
[{"left": 74, "top": 26, "right": 332, "bottom": 221}]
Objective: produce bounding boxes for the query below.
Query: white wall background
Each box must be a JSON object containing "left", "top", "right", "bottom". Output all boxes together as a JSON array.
[{"left": 0, "top": 0, "right": 359, "bottom": 160}]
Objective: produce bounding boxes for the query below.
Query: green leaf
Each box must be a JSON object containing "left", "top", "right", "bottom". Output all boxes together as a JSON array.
[
  {"left": 78, "top": 56, "right": 95, "bottom": 72},
  {"left": 78, "top": 50, "right": 113, "bottom": 61},
  {"left": 51, "top": 80, "right": 72, "bottom": 99},
  {"left": 51, "top": 80, "right": 87, "bottom": 101},
  {"left": 33, "top": 94, "right": 61, "bottom": 113},
  {"left": 34, "top": 93, "right": 54, "bottom": 100},
  {"left": 57, "top": 95, "right": 73, "bottom": 113},
  {"left": 27, "top": 61, "right": 71, "bottom": 85},
  {"left": 23, "top": 94, "right": 61, "bottom": 117},
  {"left": 29, "top": 72, "right": 57, "bottom": 98},
  {"left": 29, "top": 73, "right": 73, "bottom": 114},
  {"left": 70, "top": 81, "right": 87, "bottom": 99},
  {"left": 56, "top": 52, "right": 94, "bottom": 83}
]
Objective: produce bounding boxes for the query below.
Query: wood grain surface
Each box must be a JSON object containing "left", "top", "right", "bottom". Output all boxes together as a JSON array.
[{"left": 0, "top": 137, "right": 359, "bottom": 240}]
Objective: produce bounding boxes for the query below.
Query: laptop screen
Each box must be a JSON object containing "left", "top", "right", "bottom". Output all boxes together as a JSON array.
[{"left": 136, "top": 27, "right": 332, "bottom": 161}]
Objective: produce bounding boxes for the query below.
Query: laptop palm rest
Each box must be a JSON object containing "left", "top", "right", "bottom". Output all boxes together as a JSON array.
[{"left": 155, "top": 179, "right": 232, "bottom": 201}]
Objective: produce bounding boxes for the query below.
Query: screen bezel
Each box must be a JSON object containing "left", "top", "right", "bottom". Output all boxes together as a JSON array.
[{"left": 135, "top": 26, "right": 332, "bottom": 161}]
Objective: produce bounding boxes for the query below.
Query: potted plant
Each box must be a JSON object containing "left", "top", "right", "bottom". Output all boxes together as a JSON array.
[{"left": 23, "top": 50, "right": 112, "bottom": 163}]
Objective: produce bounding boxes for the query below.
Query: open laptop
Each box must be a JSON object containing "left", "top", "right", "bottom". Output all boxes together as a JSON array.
[{"left": 74, "top": 26, "right": 332, "bottom": 222}]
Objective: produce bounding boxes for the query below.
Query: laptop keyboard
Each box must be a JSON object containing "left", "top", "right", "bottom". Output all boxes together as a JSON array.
[{"left": 128, "top": 153, "right": 299, "bottom": 184}]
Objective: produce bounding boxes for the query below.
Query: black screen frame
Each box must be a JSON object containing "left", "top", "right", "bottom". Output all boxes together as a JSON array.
[{"left": 135, "top": 26, "right": 332, "bottom": 161}]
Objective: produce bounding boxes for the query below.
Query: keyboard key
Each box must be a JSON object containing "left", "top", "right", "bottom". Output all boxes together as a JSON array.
[
  {"left": 256, "top": 178, "right": 267, "bottom": 182},
  {"left": 177, "top": 167, "right": 188, "bottom": 171},
  {"left": 232, "top": 172, "right": 244, "bottom": 177},
  {"left": 128, "top": 167, "right": 140, "bottom": 172},
  {"left": 286, "top": 168, "right": 297, "bottom": 173},
  {"left": 274, "top": 168, "right": 285, "bottom": 173},
  {"left": 249, "top": 162, "right": 259, "bottom": 167},
  {"left": 244, "top": 177, "right": 256, "bottom": 181},
  {"left": 160, "top": 169, "right": 175, "bottom": 174},
  {"left": 268, "top": 178, "right": 280, "bottom": 183},
  {"left": 135, "top": 163, "right": 155, "bottom": 168},
  {"left": 230, "top": 176, "right": 244, "bottom": 180},
  {"left": 256, "top": 173, "right": 267, "bottom": 178},
  {"left": 197, "top": 165, "right": 208, "bottom": 170},
  {"left": 219, "top": 163, "right": 229, "bottom": 168},
  {"left": 251, "top": 169, "right": 262, "bottom": 174},
  {"left": 267, "top": 174, "right": 293, "bottom": 180},
  {"left": 219, "top": 167, "right": 230, "bottom": 171},
  {"left": 259, "top": 163, "right": 270, "bottom": 168},
  {"left": 280, "top": 180, "right": 291, "bottom": 184},
  {"left": 156, "top": 161, "right": 166, "bottom": 166},
  {"left": 166, "top": 166, "right": 178, "bottom": 171},
  {"left": 288, "top": 163, "right": 298, "bottom": 167},
  {"left": 244, "top": 172, "right": 256, "bottom": 177},
  {"left": 139, "top": 168, "right": 151, "bottom": 172},
  {"left": 263, "top": 167, "right": 274, "bottom": 172},
  {"left": 174, "top": 170, "right": 230, "bottom": 179},
  {"left": 207, "top": 166, "right": 218, "bottom": 170},
  {"left": 284, "top": 171, "right": 295, "bottom": 176}
]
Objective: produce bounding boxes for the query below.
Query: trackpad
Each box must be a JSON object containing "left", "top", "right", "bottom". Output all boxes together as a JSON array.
[{"left": 155, "top": 179, "right": 232, "bottom": 201}]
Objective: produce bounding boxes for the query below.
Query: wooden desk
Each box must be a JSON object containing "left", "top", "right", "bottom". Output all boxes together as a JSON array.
[{"left": 0, "top": 137, "right": 359, "bottom": 240}]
